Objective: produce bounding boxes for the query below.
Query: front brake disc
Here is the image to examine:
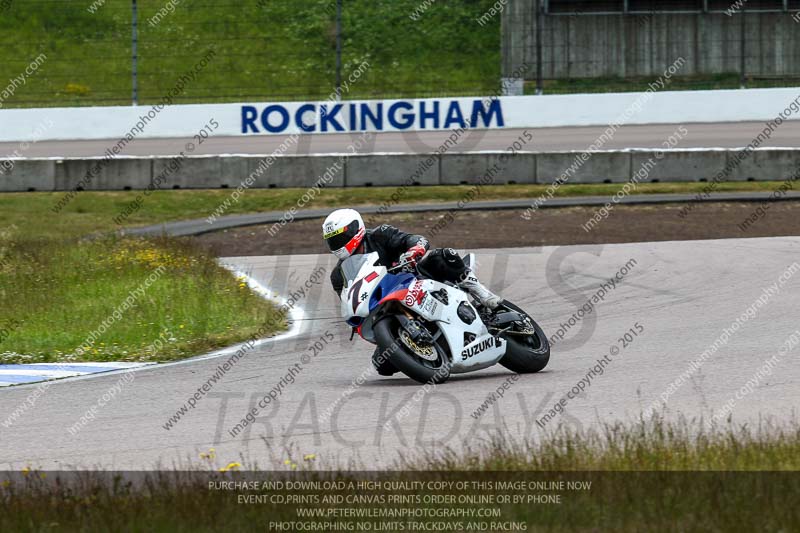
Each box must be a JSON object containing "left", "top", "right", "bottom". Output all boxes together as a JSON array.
[{"left": 398, "top": 329, "right": 437, "bottom": 361}]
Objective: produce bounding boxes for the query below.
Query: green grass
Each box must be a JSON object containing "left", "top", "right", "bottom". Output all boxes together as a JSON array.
[
  {"left": 0, "top": 234, "right": 285, "bottom": 363},
  {"left": 0, "top": 0, "right": 501, "bottom": 107},
  {"left": 3, "top": 181, "right": 788, "bottom": 239},
  {"left": 1, "top": 418, "right": 798, "bottom": 532}
]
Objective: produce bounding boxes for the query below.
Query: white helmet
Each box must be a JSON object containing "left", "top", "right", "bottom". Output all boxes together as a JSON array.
[{"left": 322, "top": 208, "right": 366, "bottom": 260}]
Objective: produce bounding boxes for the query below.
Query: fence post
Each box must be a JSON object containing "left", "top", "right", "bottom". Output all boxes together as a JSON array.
[
  {"left": 132, "top": 0, "right": 139, "bottom": 105},
  {"left": 739, "top": 6, "right": 746, "bottom": 88},
  {"left": 335, "top": 0, "right": 343, "bottom": 99},
  {"left": 535, "top": 0, "right": 543, "bottom": 94}
]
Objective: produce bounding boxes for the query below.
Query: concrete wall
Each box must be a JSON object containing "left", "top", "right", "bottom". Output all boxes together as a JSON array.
[
  {"left": 503, "top": 3, "right": 800, "bottom": 79},
  {"left": 1, "top": 149, "right": 797, "bottom": 192},
  {"left": 4, "top": 89, "right": 800, "bottom": 144}
]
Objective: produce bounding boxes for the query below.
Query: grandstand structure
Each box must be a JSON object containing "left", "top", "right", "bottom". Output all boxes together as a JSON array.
[{"left": 502, "top": 0, "right": 800, "bottom": 90}]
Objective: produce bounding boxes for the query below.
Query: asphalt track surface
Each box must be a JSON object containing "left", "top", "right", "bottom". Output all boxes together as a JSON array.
[
  {"left": 1, "top": 237, "right": 798, "bottom": 470},
  {"left": 4, "top": 122, "right": 800, "bottom": 157}
]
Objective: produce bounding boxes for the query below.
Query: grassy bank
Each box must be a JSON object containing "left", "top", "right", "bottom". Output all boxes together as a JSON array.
[
  {"left": 2, "top": 419, "right": 798, "bottom": 531},
  {"left": 2, "top": 181, "right": 790, "bottom": 239},
  {"left": 1, "top": 188, "right": 291, "bottom": 364},
  {"left": 0, "top": 233, "right": 285, "bottom": 364}
]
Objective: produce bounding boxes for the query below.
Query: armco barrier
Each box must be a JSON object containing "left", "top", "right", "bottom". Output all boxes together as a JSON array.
[
  {"left": 0, "top": 159, "right": 56, "bottom": 191},
  {"left": 440, "top": 153, "right": 536, "bottom": 185},
  {"left": 631, "top": 150, "right": 729, "bottom": 183},
  {"left": 347, "top": 154, "right": 438, "bottom": 187},
  {"left": 1, "top": 149, "right": 798, "bottom": 192},
  {"left": 537, "top": 151, "right": 630, "bottom": 183},
  {"left": 728, "top": 149, "right": 800, "bottom": 182}
]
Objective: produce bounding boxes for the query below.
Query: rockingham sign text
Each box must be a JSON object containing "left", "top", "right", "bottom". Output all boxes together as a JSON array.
[{"left": 240, "top": 98, "right": 505, "bottom": 134}]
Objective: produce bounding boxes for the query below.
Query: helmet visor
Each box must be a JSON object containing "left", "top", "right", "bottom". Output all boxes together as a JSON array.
[{"left": 324, "top": 220, "right": 361, "bottom": 253}]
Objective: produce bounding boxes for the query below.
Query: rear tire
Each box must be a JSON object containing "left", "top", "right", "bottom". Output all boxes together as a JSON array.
[
  {"left": 497, "top": 300, "right": 550, "bottom": 374},
  {"left": 374, "top": 317, "right": 450, "bottom": 384}
]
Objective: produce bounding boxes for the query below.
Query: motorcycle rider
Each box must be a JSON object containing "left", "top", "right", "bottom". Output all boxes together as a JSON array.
[
  {"left": 323, "top": 209, "right": 502, "bottom": 376},
  {"left": 323, "top": 207, "right": 502, "bottom": 309}
]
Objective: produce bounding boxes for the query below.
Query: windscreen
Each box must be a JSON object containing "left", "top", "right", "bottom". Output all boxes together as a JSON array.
[{"left": 340, "top": 252, "right": 378, "bottom": 285}]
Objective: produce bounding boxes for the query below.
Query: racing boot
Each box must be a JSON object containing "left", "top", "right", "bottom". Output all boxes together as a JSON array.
[{"left": 457, "top": 269, "right": 502, "bottom": 310}]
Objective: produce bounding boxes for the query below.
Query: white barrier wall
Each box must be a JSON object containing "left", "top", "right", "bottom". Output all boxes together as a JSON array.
[
  {"left": 3, "top": 149, "right": 799, "bottom": 192},
  {"left": 1, "top": 88, "right": 799, "bottom": 143}
]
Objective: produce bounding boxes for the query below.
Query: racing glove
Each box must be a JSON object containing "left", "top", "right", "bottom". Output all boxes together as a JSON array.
[{"left": 398, "top": 244, "right": 427, "bottom": 266}]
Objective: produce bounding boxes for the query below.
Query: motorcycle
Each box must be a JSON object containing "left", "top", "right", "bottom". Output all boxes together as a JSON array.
[{"left": 340, "top": 251, "right": 550, "bottom": 384}]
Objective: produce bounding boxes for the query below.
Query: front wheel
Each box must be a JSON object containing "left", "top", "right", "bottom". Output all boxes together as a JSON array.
[
  {"left": 496, "top": 300, "right": 550, "bottom": 374},
  {"left": 373, "top": 316, "right": 450, "bottom": 384}
]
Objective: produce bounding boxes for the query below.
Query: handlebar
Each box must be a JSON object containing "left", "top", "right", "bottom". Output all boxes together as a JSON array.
[{"left": 387, "top": 260, "right": 417, "bottom": 273}]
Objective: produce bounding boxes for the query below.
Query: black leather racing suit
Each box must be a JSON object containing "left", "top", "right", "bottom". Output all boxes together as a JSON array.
[{"left": 330, "top": 224, "right": 429, "bottom": 295}]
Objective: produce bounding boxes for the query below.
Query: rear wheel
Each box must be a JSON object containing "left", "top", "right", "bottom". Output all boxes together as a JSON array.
[
  {"left": 496, "top": 301, "right": 550, "bottom": 374},
  {"left": 373, "top": 317, "right": 451, "bottom": 384}
]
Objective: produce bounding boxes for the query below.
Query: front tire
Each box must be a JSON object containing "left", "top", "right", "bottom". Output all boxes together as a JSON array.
[
  {"left": 373, "top": 317, "right": 451, "bottom": 384},
  {"left": 497, "top": 300, "right": 550, "bottom": 374}
]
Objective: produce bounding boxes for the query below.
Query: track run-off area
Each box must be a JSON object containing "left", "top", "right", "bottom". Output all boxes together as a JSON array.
[{"left": 1, "top": 237, "right": 798, "bottom": 469}]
